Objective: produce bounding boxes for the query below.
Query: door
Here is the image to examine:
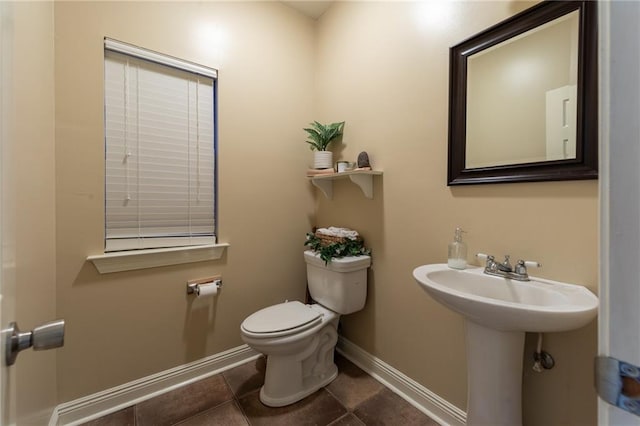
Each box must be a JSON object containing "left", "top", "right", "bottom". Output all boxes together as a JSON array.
[
  {"left": 545, "top": 84, "right": 577, "bottom": 161},
  {"left": 599, "top": 1, "right": 640, "bottom": 424},
  {"left": 1, "top": 1, "right": 18, "bottom": 423},
  {"left": 0, "top": 2, "right": 61, "bottom": 424}
]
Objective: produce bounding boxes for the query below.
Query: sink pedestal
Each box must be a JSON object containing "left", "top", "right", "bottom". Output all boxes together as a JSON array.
[{"left": 466, "top": 320, "right": 525, "bottom": 426}]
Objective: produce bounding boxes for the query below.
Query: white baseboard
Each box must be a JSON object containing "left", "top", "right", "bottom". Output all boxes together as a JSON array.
[
  {"left": 52, "top": 338, "right": 465, "bottom": 426},
  {"left": 336, "top": 336, "right": 467, "bottom": 426},
  {"left": 52, "top": 344, "right": 260, "bottom": 426}
]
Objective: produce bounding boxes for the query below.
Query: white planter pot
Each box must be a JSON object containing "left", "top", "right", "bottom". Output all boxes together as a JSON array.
[{"left": 313, "top": 151, "right": 333, "bottom": 169}]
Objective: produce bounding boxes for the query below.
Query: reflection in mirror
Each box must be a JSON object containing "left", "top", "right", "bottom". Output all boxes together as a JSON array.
[
  {"left": 466, "top": 11, "right": 579, "bottom": 169},
  {"left": 447, "top": 1, "right": 597, "bottom": 185}
]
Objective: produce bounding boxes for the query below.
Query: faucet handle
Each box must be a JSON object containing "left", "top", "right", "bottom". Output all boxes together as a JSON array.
[
  {"left": 523, "top": 260, "right": 541, "bottom": 268},
  {"left": 514, "top": 259, "right": 541, "bottom": 276},
  {"left": 476, "top": 253, "right": 497, "bottom": 270},
  {"left": 476, "top": 253, "right": 495, "bottom": 264}
]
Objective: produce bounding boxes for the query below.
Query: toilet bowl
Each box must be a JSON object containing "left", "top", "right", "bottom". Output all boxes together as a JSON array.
[
  {"left": 241, "top": 302, "right": 339, "bottom": 406},
  {"left": 240, "top": 250, "right": 370, "bottom": 407}
]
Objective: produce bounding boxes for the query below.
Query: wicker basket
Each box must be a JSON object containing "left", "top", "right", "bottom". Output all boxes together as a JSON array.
[{"left": 314, "top": 230, "right": 362, "bottom": 246}]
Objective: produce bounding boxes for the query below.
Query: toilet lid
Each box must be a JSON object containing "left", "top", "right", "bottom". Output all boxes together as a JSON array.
[{"left": 242, "top": 301, "right": 322, "bottom": 334}]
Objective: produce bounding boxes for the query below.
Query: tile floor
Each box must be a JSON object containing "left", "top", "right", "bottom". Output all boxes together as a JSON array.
[{"left": 81, "top": 352, "right": 440, "bottom": 426}]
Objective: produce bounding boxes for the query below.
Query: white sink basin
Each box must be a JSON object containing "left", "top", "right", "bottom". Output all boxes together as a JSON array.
[
  {"left": 413, "top": 263, "right": 599, "bottom": 425},
  {"left": 412, "top": 264, "right": 598, "bottom": 332}
]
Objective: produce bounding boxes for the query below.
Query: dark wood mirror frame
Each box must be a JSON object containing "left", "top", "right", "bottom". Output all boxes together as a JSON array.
[{"left": 448, "top": 1, "right": 597, "bottom": 186}]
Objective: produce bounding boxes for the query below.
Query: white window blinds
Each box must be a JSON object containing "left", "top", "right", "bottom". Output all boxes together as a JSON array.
[{"left": 104, "top": 41, "right": 217, "bottom": 252}]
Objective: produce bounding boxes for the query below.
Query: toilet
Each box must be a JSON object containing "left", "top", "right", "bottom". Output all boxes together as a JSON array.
[{"left": 240, "top": 250, "right": 371, "bottom": 407}]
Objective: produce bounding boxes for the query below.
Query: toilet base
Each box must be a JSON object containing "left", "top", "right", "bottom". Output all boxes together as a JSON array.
[
  {"left": 259, "top": 362, "right": 338, "bottom": 407},
  {"left": 257, "top": 317, "right": 339, "bottom": 407}
]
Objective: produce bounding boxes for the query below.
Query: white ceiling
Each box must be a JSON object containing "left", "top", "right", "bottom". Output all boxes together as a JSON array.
[{"left": 282, "top": 1, "right": 334, "bottom": 19}]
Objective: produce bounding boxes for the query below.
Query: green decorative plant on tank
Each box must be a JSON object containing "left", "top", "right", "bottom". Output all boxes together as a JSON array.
[{"left": 304, "top": 227, "right": 370, "bottom": 264}]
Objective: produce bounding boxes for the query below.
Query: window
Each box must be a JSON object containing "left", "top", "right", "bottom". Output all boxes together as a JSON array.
[{"left": 104, "top": 39, "right": 217, "bottom": 252}]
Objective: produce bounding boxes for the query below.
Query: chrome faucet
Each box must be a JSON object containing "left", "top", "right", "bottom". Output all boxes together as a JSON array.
[
  {"left": 497, "top": 255, "right": 513, "bottom": 273},
  {"left": 476, "top": 253, "right": 541, "bottom": 281}
]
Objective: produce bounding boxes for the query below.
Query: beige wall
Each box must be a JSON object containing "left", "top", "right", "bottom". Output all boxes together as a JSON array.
[
  {"left": 315, "top": 2, "right": 597, "bottom": 426},
  {"left": 54, "top": 1, "right": 316, "bottom": 401},
  {"left": 6, "top": 1, "right": 58, "bottom": 423}
]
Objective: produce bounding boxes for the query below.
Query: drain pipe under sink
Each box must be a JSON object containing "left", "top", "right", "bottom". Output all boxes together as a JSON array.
[{"left": 533, "top": 333, "right": 555, "bottom": 372}]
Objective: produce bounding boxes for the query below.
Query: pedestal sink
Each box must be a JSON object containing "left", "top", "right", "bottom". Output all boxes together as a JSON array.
[{"left": 412, "top": 264, "right": 598, "bottom": 426}]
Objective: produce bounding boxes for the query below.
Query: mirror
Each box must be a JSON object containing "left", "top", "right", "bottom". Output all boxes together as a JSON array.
[{"left": 448, "top": 1, "right": 597, "bottom": 185}]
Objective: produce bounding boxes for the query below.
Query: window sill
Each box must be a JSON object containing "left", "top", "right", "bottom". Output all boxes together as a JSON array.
[{"left": 87, "top": 243, "right": 229, "bottom": 274}]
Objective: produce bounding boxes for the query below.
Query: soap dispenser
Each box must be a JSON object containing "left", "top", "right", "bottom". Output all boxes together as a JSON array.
[{"left": 448, "top": 227, "right": 467, "bottom": 270}]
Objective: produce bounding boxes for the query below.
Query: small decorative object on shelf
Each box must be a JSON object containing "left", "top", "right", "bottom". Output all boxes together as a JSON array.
[
  {"left": 303, "top": 121, "right": 345, "bottom": 170},
  {"left": 336, "top": 161, "right": 350, "bottom": 173},
  {"left": 356, "top": 151, "right": 371, "bottom": 170},
  {"left": 304, "top": 227, "right": 371, "bottom": 264}
]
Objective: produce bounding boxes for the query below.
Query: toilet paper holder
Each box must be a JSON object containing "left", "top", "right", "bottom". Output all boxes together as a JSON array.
[{"left": 187, "top": 275, "right": 222, "bottom": 295}]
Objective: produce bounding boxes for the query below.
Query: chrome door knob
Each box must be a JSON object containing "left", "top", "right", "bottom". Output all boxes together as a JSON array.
[{"left": 4, "top": 319, "right": 65, "bottom": 366}]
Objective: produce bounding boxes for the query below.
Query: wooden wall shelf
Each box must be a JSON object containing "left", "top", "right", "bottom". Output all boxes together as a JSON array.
[{"left": 308, "top": 170, "right": 383, "bottom": 199}]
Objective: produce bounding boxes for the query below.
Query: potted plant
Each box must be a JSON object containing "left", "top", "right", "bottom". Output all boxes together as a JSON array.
[{"left": 303, "top": 121, "right": 345, "bottom": 169}]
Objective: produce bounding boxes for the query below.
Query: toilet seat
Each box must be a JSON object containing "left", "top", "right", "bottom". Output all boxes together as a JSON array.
[{"left": 241, "top": 301, "right": 323, "bottom": 338}]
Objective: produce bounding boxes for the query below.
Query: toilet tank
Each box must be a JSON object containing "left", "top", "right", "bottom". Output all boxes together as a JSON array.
[{"left": 304, "top": 250, "right": 371, "bottom": 315}]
